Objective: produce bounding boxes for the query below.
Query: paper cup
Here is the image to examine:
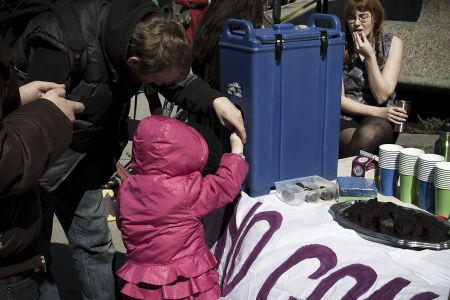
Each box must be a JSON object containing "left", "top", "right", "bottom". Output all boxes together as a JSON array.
[
  {"left": 418, "top": 180, "right": 435, "bottom": 212},
  {"left": 399, "top": 148, "right": 424, "bottom": 176},
  {"left": 435, "top": 187, "right": 450, "bottom": 218},
  {"left": 418, "top": 154, "right": 445, "bottom": 182},
  {"left": 435, "top": 162, "right": 450, "bottom": 190},
  {"left": 399, "top": 174, "right": 418, "bottom": 205},
  {"left": 379, "top": 144, "right": 403, "bottom": 169},
  {"left": 379, "top": 167, "right": 399, "bottom": 196}
]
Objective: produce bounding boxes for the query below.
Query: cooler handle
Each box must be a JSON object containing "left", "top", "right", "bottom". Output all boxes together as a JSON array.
[
  {"left": 222, "top": 19, "right": 257, "bottom": 47},
  {"left": 307, "top": 13, "right": 341, "bottom": 32}
]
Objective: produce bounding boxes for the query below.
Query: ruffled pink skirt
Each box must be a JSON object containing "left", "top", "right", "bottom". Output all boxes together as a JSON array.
[
  {"left": 117, "top": 252, "right": 220, "bottom": 299},
  {"left": 120, "top": 269, "right": 220, "bottom": 300}
]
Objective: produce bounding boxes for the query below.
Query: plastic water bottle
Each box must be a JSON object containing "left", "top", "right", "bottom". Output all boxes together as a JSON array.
[{"left": 434, "top": 122, "right": 450, "bottom": 162}]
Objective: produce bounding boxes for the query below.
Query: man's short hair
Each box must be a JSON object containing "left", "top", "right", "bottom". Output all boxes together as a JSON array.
[{"left": 128, "top": 14, "right": 191, "bottom": 81}]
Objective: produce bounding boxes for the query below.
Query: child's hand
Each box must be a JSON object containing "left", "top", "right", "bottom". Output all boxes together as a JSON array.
[{"left": 230, "top": 132, "right": 244, "bottom": 155}]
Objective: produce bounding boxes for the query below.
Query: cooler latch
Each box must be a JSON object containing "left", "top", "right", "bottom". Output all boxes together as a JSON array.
[
  {"left": 320, "top": 31, "right": 328, "bottom": 59},
  {"left": 275, "top": 34, "right": 283, "bottom": 64}
]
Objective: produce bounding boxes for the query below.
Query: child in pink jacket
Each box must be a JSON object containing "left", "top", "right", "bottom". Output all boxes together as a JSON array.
[{"left": 116, "top": 115, "right": 248, "bottom": 300}]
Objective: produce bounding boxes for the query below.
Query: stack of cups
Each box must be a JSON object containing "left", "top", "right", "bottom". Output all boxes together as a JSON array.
[
  {"left": 434, "top": 162, "right": 450, "bottom": 218},
  {"left": 417, "top": 153, "right": 444, "bottom": 212},
  {"left": 378, "top": 144, "right": 403, "bottom": 196},
  {"left": 398, "top": 148, "right": 425, "bottom": 204}
]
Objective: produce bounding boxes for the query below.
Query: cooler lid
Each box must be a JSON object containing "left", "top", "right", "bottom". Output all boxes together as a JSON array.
[
  {"left": 220, "top": 13, "right": 344, "bottom": 47},
  {"left": 254, "top": 23, "right": 341, "bottom": 44}
]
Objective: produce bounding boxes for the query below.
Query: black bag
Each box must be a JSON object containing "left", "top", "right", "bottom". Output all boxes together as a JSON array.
[{"left": 0, "top": 0, "right": 87, "bottom": 85}]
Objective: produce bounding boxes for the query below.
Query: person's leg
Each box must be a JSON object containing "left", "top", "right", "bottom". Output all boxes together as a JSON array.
[
  {"left": 339, "top": 118, "right": 358, "bottom": 158},
  {"left": 340, "top": 117, "right": 394, "bottom": 158},
  {"left": 36, "top": 191, "right": 61, "bottom": 300},
  {"left": 0, "top": 272, "right": 40, "bottom": 300},
  {"left": 52, "top": 159, "right": 117, "bottom": 300}
]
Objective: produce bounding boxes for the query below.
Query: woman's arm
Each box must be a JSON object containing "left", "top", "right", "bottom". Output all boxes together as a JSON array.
[
  {"left": 341, "top": 80, "right": 407, "bottom": 124},
  {"left": 341, "top": 80, "right": 381, "bottom": 116},
  {"left": 363, "top": 35, "right": 403, "bottom": 103}
]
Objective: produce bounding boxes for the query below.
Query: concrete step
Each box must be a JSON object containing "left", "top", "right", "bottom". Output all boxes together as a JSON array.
[{"left": 396, "top": 133, "right": 438, "bottom": 153}]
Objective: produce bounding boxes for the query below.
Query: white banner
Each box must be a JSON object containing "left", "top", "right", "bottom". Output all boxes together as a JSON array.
[{"left": 214, "top": 193, "right": 450, "bottom": 299}]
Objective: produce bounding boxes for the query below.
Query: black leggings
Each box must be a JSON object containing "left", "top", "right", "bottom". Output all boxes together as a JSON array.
[{"left": 339, "top": 116, "right": 398, "bottom": 158}]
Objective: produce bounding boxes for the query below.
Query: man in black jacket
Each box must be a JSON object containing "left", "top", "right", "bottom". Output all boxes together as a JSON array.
[
  {"left": 0, "top": 43, "right": 84, "bottom": 299},
  {"left": 13, "top": 0, "right": 246, "bottom": 299}
]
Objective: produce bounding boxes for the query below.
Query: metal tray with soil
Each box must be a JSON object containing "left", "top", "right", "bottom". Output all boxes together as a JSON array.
[{"left": 329, "top": 199, "right": 450, "bottom": 250}]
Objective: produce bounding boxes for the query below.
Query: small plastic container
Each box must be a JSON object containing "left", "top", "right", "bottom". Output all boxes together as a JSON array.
[{"left": 274, "top": 176, "right": 337, "bottom": 206}]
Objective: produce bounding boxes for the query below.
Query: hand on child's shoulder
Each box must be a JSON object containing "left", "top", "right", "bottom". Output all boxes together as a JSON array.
[{"left": 230, "top": 132, "right": 244, "bottom": 155}]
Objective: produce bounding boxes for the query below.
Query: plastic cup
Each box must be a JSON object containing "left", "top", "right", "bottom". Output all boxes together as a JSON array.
[
  {"left": 435, "top": 187, "right": 450, "bottom": 218},
  {"left": 399, "top": 174, "right": 418, "bottom": 205},
  {"left": 379, "top": 167, "right": 399, "bottom": 196},
  {"left": 418, "top": 180, "right": 435, "bottom": 212}
]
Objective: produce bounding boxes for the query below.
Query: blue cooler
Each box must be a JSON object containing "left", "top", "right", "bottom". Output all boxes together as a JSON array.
[{"left": 219, "top": 13, "right": 344, "bottom": 197}]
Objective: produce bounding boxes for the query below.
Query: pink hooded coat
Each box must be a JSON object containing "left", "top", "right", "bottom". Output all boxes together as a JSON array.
[{"left": 116, "top": 116, "right": 248, "bottom": 299}]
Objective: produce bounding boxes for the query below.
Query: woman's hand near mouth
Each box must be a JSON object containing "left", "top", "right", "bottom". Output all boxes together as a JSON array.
[{"left": 353, "top": 31, "right": 375, "bottom": 61}]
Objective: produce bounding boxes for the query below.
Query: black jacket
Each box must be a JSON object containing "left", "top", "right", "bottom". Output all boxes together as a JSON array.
[
  {"left": 0, "top": 44, "right": 72, "bottom": 278},
  {"left": 15, "top": 0, "right": 222, "bottom": 183}
]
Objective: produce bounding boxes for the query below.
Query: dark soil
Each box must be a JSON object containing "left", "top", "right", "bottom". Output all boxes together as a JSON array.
[{"left": 344, "top": 198, "right": 450, "bottom": 243}]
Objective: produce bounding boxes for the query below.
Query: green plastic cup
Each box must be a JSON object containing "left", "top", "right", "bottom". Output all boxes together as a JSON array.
[
  {"left": 399, "top": 174, "right": 418, "bottom": 205},
  {"left": 435, "top": 187, "right": 450, "bottom": 218}
]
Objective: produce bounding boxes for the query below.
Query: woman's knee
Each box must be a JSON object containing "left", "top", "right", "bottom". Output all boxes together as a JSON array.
[{"left": 357, "top": 120, "right": 393, "bottom": 142}]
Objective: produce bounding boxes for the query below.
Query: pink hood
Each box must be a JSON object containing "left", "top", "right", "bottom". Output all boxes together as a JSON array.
[{"left": 131, "top": 115, "right": 209, "bottom": 176}]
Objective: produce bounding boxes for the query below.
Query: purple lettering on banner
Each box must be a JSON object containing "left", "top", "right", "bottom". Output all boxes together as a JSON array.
[
  {"left": 257, "top": 244, "right": 337, "bottom": 300},
  {"left": 410, "top": 292, "right": 440, "bottom": 300},
  {"left": 221, "top": 211, "right": 283, "bottom": 296},
  {"left": 218, "top": 201, "right": 263, "bottom": 287},
  {"left": 215, "top": 201, "right": 445, "bottom": 299},
  {"left": 307, "top": 264, "right": 376, "bottom": 300},
  {"left": 365, "top": 277, "right": 410, "bottom": 300}
]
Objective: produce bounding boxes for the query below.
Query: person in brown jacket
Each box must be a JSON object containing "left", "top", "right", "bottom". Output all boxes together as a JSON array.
[{"left": 0, "top": 43, "right": 84, "bottom": 299}]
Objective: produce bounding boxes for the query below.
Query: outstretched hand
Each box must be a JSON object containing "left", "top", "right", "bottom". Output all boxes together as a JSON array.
[
  {"left": 19, "top": 81, "right": 66, "bottom": 105},
  {"left": 212, "top": 97, "right": 247, "bottom": 143}
]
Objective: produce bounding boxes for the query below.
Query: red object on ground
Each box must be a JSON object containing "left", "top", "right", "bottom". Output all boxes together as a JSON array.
[{"left": 176, "top": 0, "right": 208, "bottom": 45}]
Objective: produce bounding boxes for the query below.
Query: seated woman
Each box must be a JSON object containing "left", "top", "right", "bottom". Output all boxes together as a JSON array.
[{"left": 339, "top": 0, "right": 408, "bottom": 158}]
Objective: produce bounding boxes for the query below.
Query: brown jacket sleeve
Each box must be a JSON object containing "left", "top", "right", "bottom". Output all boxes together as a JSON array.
[{"left": 0, "top": 99, "right": 72, "bottom": 200}]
